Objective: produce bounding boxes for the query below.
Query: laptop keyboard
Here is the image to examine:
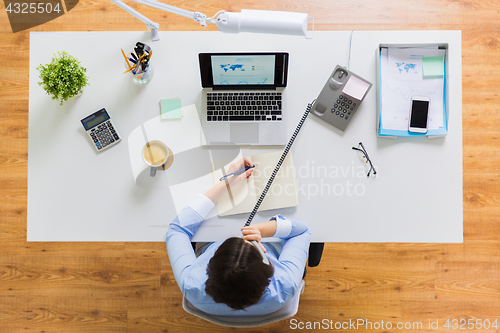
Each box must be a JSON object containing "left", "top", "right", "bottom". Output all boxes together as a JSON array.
[{"left": 206, "top": 92, "right": 282, "bottom": 122}]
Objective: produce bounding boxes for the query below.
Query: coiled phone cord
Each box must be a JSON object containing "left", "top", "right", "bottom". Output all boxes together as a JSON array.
[{"left": 244, "top": 100, "right": 315, "bottom": 227}]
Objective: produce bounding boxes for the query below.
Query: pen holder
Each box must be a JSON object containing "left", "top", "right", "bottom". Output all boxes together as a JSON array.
[{"left": 124, "top": 56, "right": 154, "bottom": 85}]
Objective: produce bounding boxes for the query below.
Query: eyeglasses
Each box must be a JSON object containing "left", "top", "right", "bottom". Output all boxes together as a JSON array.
[{"left": 352, "top": 142, "right": 377, "bottom": 177}]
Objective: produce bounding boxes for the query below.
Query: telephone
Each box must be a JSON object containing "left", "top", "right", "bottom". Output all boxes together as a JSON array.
[{"left": 310, "top": 65, "right": 372, "bottom": 131}]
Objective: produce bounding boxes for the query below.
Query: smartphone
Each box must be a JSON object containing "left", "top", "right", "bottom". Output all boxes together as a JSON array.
[{"left": 408, "top": 96, "right": 430, "bottom": 133}]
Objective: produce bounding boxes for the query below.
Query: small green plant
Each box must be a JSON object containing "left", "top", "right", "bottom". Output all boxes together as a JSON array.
[{"left": 37, "top": 51, "right": 89, "bottom": 106}]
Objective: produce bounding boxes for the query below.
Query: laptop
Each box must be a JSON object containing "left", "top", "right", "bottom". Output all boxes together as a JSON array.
[{"left": 199, "top": 52, "right": 289, "bottom": 145}]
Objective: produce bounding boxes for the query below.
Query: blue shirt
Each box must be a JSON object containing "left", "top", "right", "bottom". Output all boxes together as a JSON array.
[{"left": 166, "top": 194, "right": 311, "bottom": 316}]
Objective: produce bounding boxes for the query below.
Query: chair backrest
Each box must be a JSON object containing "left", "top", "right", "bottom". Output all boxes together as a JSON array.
[{"left": 182, "top": 280, "right": 305, "bottom": 328}]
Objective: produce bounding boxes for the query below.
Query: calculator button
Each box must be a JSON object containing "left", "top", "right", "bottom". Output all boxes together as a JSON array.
[
  {"left": 96, "top": 142, "right": 100, "bottom": 146},
  {"left": 114, "top": 135, "right": 119, "bottom": 140},
  {"left": 345, "top": 116, "right": 349, "bottom": 120},
  {"left": 348, "top": 100, "right": 352, "bottom": 104},
  {"left": 343, "top": 109, "right": 347, "bottom": 113},
  {"left": 110, "top": 139, "right": 115, "bottom": 143},
  {"left": 97, "top": 146, "right": 102, "bottom": 150},
  {"left": 336, "top": 111, "right": 340, "bottom": 115},
  {"left": 339, "top": 95, "right": 343, "bottom": 99},
  {"left": 340, "top": 114, "right": 344, "bottom": 118}
]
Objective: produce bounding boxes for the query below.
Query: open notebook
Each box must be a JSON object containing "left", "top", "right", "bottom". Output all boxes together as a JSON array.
[{"left": 211, "top": 151, "right": 299, "bottom": 217}]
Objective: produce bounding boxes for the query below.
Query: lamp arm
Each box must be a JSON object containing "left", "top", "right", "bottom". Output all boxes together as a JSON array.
[
  {"left": 132, "top": 0, "right": 221, "bottom": 27},
  {"left": 111, "top": 0, "right": 160, "bottom": 40},
  {"left": 112, "top": 0, "right": 159, "bottom": 30}
]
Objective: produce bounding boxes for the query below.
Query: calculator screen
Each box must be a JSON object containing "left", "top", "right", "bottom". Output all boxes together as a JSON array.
[{"left": 84, "top": 113, "right": 109, "bottom": 130}]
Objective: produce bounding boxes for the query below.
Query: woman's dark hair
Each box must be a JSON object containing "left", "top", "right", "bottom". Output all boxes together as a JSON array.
[{"left": 205, "top": 237, "right": 274, "bottom": 310}]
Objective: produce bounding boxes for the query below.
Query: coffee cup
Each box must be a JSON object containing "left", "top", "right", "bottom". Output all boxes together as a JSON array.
[{"left": 142, "top": 140, "right": 170, "bottom": 177}]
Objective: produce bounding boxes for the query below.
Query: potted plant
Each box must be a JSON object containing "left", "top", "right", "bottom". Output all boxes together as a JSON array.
[{"left": 37, "top": 51, "right": 89, "bottom": 106}]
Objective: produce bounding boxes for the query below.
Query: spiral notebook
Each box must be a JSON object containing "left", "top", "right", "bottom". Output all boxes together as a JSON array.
[{"left": 211, "top": 151, "right": 299, "bottom": 217}]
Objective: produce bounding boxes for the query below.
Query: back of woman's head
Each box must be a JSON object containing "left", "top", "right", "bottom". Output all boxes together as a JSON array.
[{"left": 205, "top": 237, "right": 274, "bottom": 310}]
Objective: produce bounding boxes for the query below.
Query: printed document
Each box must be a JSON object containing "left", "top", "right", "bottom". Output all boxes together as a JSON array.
[{"left": 380, "top": 47, "right": 445, "bottom": 131}]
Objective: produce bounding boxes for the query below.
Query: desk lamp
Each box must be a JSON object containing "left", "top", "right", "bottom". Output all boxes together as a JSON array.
[{"left": 112, "top": 0, "right": 314, "bottom": 41}]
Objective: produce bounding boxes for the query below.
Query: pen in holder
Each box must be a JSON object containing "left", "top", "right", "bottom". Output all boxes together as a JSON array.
[{"left": 121, "top": 42, "right": 154, "bottom": 85}]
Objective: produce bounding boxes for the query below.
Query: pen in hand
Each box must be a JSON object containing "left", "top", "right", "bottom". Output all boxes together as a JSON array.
[{"left": 220, "top": 164, "right": 255, "bottom": 181}]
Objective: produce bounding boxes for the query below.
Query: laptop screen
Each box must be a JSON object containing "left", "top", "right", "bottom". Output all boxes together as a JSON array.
[
  {"left": 199, "top": 52, "right": 288, "bottom": 90},
  {"left": 210, "top": 55, "right": 275, "bottom": 86}
]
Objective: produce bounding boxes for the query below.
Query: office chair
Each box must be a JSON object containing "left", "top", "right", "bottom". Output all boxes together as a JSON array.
[
  {"left": 308, "top": 242, "right": 324, "bottom": 267},
  {"left": 182, "top": 280, "right": 305, "bottom": 328}
]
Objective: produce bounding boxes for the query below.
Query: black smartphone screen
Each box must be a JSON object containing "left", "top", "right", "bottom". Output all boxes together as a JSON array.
[{"left": 410, "top": 100, "right": 429, "bottom": 128}]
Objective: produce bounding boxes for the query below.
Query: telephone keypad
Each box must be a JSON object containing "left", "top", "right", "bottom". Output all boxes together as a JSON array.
[{"left": 331, "top": 95, "right": 357, "bottom": 121}]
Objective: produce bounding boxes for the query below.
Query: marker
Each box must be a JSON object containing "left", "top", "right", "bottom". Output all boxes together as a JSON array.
[{"left": 220, "top": 164, "right": 255, "bottom": 181}]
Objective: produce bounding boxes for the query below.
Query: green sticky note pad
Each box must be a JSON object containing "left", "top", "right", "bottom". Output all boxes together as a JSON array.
[
  {"left": 161, "top": 98, "right": 182, "bottom": 119},
  {"left": 422, "top": 56, "right": 444, "bottom": 78}
]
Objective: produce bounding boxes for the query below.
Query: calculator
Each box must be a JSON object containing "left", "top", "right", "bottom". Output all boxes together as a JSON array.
[
  {"left": 81, "top": 108, "right": 121, "bottom": 152},
  {"left": 311, "top": 65, "right": 372, "bottom": 131}
]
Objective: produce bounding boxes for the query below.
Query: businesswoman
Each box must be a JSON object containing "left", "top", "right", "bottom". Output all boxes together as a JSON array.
[{"left": 166, "top": 158, "right": 311, "bottom": 315}]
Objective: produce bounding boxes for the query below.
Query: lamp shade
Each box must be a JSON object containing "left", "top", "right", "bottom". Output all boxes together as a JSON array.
[{"left": 216, "top": 9, "right": 309, "bottom": 36}]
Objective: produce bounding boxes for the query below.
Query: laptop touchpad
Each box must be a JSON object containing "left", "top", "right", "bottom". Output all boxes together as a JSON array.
[{"left": 230, "top": 123, "right": 259, "bottom": 144}]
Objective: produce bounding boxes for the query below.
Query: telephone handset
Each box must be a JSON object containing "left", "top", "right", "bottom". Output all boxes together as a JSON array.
[{"left": 311, "top": 65, "right": 372, "bottom": 131}]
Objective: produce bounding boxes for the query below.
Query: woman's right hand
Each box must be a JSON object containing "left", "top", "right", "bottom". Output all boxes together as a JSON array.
[{"left": 223, "top": 157, "right": 254, "bottom": 187}]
